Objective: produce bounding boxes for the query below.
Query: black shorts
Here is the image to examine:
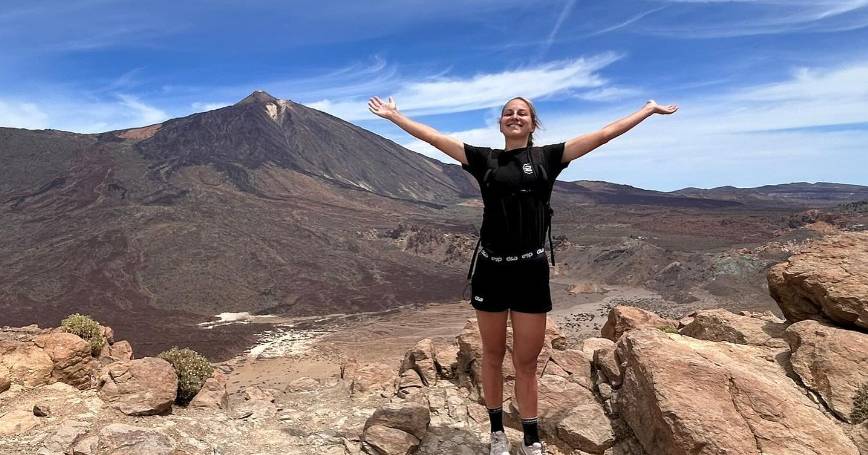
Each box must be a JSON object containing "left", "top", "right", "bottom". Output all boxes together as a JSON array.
[{"left": 469, "top": 250, "right": 552, "bottom": 313}]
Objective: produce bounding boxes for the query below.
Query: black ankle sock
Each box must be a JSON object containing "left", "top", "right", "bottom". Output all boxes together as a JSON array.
[
  {"left": 522, "top": 417, "right": 540, "bottom": 446},
  {"left": 488, "top": 407, "right": 504, "bottom": 433}
]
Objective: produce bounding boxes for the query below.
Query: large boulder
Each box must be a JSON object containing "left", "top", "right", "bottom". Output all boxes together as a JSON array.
[
  {"left": 601, "top": 306, "right": 677, "bottom": 341},
  {"left": 616, "top": 328, "right": 858, "bottom": 454},
  {"left": 547, "top": 349, "right": 592, "bottom": 389},
  {"left": 34, "top": 332, "right": 96, "bottom": 389},
  {"left": 579, "top": 337, "right": 616, "bottom": 363},
  {"left": 0, "top": 340, "right": 53, "bottom": 387},
  {"left": 679, "top": 308, "right": 788, "bottom": 348},
  {"left": 364, "top": 400, "right": 430, "bottom": 440},
  {"left": 363, "top": 424, "right": 420, "bottom": 455},
  {"left": 99, "top": 340, "right": 133, "bottom": 365},
  {"left": 767, "top": 232, "right": 868, "bottom": 330},
  {"left": 97, "top": 357, "right": 178, "bottom": 416},
  {"left": 188, "top": 371, "right": 229, "bottom": 410},
  {"left": 785, "top": 320, "right": 868, "bottom": 423},
  {"left": 505, "top": 374, "right": 614, "bottom": 454}
]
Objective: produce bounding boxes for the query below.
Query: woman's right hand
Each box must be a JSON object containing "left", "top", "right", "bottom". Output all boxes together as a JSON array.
[{"left": 368, "top": 96, "right": 399, "bottom": 120}]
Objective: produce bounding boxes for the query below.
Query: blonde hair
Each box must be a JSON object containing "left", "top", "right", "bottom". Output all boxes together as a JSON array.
[{"left": 501, "top": 96, "right": 542, "bottom": 146}]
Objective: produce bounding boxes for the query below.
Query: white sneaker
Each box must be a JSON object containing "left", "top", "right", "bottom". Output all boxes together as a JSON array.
[
  {"left": 519, "top": 441, "right": 545, "bottom": 455},
  {"left": 489, "top": 431, "right": 510, "bottom": 455}
]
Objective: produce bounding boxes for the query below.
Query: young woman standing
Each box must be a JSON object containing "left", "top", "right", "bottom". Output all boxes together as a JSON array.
[{"left": 369, "top": 95, "right": 677, "bottom": 455}]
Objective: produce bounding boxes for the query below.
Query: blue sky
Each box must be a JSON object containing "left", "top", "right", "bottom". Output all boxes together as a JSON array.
[{"left": 1, "top": 0, "right": 867, "bottom": 191}]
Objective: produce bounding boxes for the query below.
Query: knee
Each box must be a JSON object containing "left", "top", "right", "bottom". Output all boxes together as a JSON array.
[
  {"left": 482, "top": 347, "right": 506, "bottom": 366},
  {"left": 513, "top": 357, "right": 538, "bottom": 378}
]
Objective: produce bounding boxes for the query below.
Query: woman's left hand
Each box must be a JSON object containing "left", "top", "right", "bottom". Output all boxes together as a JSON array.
[{"left": 645, "top": 99, "right": 678, "bottom": 115}]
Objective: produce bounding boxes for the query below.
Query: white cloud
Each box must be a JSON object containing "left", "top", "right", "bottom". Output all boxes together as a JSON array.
[
  {"left": 400, "top": 60, "right": 868, "bottom": 190},
  {"left": 191, "top": 101, "right": 231, "bottom": 112},
  {"left": 0, "top": 100, "right": 49, "bottom": 129},
  {"left": 305, "top": 54, "right": 623, "bottom": 121},
  {"left": 644, "top": 0, "right": 868, "bottom": 37},
  {"left": 0, "top": 93, "right": 169, "bottom": 133},
  {"left": 117, "top": 94, "right": 167, "bottom": 126}
]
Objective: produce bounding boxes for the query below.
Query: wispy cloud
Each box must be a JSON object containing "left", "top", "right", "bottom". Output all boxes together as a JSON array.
[
  {"left": 0, "top": 100, "right": 49, "bottom": 129},
  {"left": 585, "top": 6, "right": 668, "bottom": 37},
  {"left": 642, "top": 0, "right": 868, "bottom": 37},
  {"left": 0, "top": 93, "right": 169, "bottom": 133},
  {"left": 306, "top": 54, "right": 623, "bottom": 121},
  {"left": 403, "top": 60, "right": 868, "bottom": 189},
  {"left": 537, "top": 0, "right": 576, "bottom": 60}
]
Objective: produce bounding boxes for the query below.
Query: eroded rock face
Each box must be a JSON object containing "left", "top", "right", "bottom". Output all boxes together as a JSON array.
[
  {"left": 189, "top": 371, "right": 229, "bottom": 410},
  {"left": 364, "top": 400, "right": 430, "bottom": 440},
  {"left": 786, "top": 319, "right": 868, "bottom": 423},
  {"left": 97, "top": 423, "right": 176, "bottom": 455},
  {"left": 363, "top": 424, "right": 420, "bottom": 455},
  {"left": 601, "top": 306, "right": 677, "bottom": 342},
  {"left": 679, "top": 308, "right": 788, "bottom": 348},
  {"left": 616, "top": 328, "right": 859, "bottom": 455},
  {"left": 97, "top": 357, "right": 177, "bottom": 416},
  {"left": 0, "top": 340, "right": 54, "bottom": 388},
  {"left": 767, "top": 232, "right": 868, "bottom": 330},
  {"left": 99, "top": 340, "right": 133, "bottom": 365},
  {"left": 579, "top": 337, "right": 615, "bottom": 363},
  {"left": 350, "top": 362, "right": 397, "bottom": 397},
  {"left": 401, "top": 338, "right": 437, "bottom": 386},
  {"left": 34, "top": 332, "right": 96, "bottom": 389}
]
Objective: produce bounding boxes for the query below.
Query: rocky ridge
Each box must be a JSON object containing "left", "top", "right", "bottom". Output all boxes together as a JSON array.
[{"left": 0, "top": 232, "right": 866, "bottom": 454}]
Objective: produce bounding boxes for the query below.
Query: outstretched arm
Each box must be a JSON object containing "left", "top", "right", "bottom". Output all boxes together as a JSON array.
[
  {"left": 368, "top": 96, "right": 467, "bottom": 165},
  {"left": 562, "top": 100, "right": 678, "bottom": 163}
]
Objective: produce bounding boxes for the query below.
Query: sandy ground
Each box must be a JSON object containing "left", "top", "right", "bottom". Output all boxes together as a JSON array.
[{"left": 218, "top": 280, "right": 681, "bottom": 394}]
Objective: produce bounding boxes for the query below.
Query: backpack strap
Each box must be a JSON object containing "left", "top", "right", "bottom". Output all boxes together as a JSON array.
[
  {"left": 530, "top": 147, "right": 556, "bottom": 266},
  {"left": 481, "top": 149, "right": 498, "bottom": 188}
]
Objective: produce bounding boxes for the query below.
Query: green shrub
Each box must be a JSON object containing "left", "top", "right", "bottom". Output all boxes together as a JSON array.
[
  {"left": 60, "top": 313, "right": 105, "bottom": 355},
  {"left": 851, "top": 383, "right": 868, "bottom": 423},
  {"left": 158, "top": 347, "right": 214, "bottom": 404},
  {"left": 658, "top": 325, "right": 679, "bottom": 334}
]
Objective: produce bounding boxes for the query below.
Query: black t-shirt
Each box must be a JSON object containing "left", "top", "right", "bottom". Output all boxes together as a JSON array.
[{"left": 462, "top": 142, "right": 568, "bottom": 254}]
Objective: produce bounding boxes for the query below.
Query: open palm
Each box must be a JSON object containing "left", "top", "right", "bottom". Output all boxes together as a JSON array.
[
  {"left": 368, "top": 96, "right": 399, "bottom": 119},
  {"left": 646, "top": 99, "right": 678, "bottom": 115}
]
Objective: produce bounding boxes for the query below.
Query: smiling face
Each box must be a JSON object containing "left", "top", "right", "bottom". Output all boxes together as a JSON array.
[{"left": 499, "top": 98, "right": 537, "bottom": 144}]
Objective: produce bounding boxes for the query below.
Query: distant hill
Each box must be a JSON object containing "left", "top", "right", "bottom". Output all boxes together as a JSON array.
[{"left": 671, "top": 182, "right": 868, "bottom": 206}]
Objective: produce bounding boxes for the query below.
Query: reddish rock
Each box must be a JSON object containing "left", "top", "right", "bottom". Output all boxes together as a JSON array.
[
  {"left": 97, "top": 357, "right": 177, "bottom": 416},
  {"left": 786, "top": 320, "right": 868, "bottom": 423},
  {"left": 363, "top": 424, "right": 420, "bottom": 455},
  {"left": 364, "top": 400, "right": 430, "bottom": 440},
  {"left": 0, "top": 340, "right": 53, "bottom": 387},
  {"left": 767, "top": 232, "right": 868, "bottom": 330},
  {"left": 601, "top": 306, "right": 677, "bottom": 341},
  {"left": 34, "top": 332, "right": 96, "bottom": 389},
  {"left": 679, "top": 309, "right": 788, "bottom": 348},
  {"left": 617, "top": 328, "right": 858, "bottom": 455},
  {"left": 188, "top": 371, "right": 229, "bottom": 410}
]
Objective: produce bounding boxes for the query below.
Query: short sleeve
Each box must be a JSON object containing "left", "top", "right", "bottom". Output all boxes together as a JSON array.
[
  {"left": 461, "top": 143, "right": 492, "bottom": 181},
  {"left": 541, "top": 142, "right": 568, "bottom": 180}
]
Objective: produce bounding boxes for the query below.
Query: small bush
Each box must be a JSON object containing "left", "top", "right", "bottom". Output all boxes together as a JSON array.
[
  {"left": 60, "top": 313, "right": 105, "bottom": 355},
  {"left": 158, "top": 347, "right": 214, "bottom": 405},
  {"left": 851, "top": 383, "right": 868, "bottom": 423},
  {"left": 658, "top": 325, "right": 679, "bottom": 334}
]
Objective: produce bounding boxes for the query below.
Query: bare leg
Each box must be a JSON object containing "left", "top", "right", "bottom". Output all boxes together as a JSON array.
[
  {"left": 476, "top": 309, "right": 509, "bottom": 409},
  {"left": 510, "top": 310, "right": 547, "bottom": 419}
]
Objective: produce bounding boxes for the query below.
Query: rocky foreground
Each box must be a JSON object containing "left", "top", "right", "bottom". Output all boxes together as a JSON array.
[{"left": 1, "top": 232, "right": 867, "bottom": 454}]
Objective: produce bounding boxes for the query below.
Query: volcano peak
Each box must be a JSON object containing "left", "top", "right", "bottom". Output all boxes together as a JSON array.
[{"left": 236, "top": 90, "right": 280, "bottom": 105}]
